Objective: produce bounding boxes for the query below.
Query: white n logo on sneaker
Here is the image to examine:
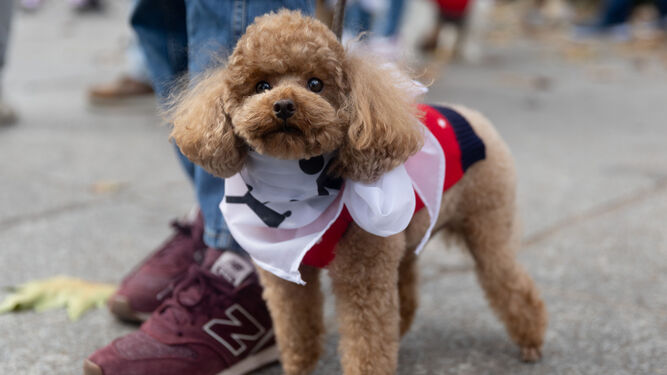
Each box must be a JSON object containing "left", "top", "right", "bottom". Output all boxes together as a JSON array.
[{"left": 203, "top": 304, "right": 268, "bottom": 356}]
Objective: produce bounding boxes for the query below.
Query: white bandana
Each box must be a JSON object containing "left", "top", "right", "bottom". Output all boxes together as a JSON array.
[
  {"left": 220, "top": 124, "right": 445, "bottom": 284},
  {"left": 221, "top": 65, "right": 442, "bottom": 284}
]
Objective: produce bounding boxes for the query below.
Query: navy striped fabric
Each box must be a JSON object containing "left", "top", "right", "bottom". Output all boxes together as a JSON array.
[{"left": 432, "top": 105, "right": 486, "bottom": 171}]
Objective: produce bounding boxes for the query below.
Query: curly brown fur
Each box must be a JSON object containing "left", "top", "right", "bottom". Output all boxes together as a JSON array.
[
  {"left": 404, "top": 105, "right": 547, "bottom": 360},
  {"left": 328, "top": 224, "right": 405, "bottom": 375},
  {"left": 444, "top": 106, "right": 547, "bottom": 360},
  {"left": 168, "top": 10, "right": 547, "bottom": 375},
  {"left": 168, "top": 10, "right": 422, "bottom": 179},
  {"left": 330, "top": 54, "right": 424, "bottom": 183},
  {"left": 397, "top": 250, "right": 419, "bottom": 337},
  {"left": 258, "top": 266, "right": 324, "bottom": 375},
  {"left": 167, "top": 68, "right": 247, "bottom": 178}
]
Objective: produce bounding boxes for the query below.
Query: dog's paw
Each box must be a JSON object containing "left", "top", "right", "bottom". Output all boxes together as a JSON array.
[{"left": 520, "top": 346, "right": 542, "bottom": 363}]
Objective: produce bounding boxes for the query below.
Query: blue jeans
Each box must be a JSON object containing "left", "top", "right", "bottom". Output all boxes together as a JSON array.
[
  {"left": 345, "top": 2, "right": 372, "bottom": 36},
  {"left": 131, "top": 0, "right": 313, "bottom": 250},
  {"left": 381, "top": 0, "right": 405, "bottom": 37}
]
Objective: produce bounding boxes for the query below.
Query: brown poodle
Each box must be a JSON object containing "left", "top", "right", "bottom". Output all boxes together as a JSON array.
[{"left": 168, "top": 10, "right": 547, "bottom": 375}]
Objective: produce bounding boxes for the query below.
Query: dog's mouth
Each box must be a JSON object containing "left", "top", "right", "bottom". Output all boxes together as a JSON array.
[{"left": 262, "top": 121, "right": 304, "bottom": 138}]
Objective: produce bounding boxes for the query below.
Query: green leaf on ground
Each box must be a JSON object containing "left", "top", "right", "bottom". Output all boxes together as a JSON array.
[{"left": 0, "top": 276, "right": 116, "bottom": 321}]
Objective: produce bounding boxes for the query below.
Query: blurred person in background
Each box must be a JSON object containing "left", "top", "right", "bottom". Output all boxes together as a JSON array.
[
  {"left": 83, "top": 1, "right": 313, "bottom": 375},
  {"left": 418, "top": 0, "right": 472, "bottom": 53},
  {"left": 87, "top": 36, "right": 153, "bottom": 104},
  {"left": 574, "top": 0, "right": 667, "bottom": 40},
  {"left": 1, "top": 0, "right": 17, "bottom": 126},
  {"left": 418, "top": 0, "right": 493, "bottom": 62},
  {"left": 344, "top": 0, "right": 407, "bottom": 60},
  {"left": 87, "top": 1, "right": 153, "bottom": 105}
]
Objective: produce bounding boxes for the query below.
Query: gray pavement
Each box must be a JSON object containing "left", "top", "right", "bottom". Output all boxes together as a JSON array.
[{"left": 1, "top": 1, "right": 666, "bottom": 374}]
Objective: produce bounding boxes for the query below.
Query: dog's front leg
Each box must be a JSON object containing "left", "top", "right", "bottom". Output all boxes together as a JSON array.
[
  {"left": 257, "top": 266, "right": 324, "bottom": 375},
  {"left": 328, "top": 223, "right": 405, "bottom": 375}
]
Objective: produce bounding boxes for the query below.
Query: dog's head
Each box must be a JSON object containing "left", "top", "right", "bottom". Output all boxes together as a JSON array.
[{"left": 169, "top": 10, "right": 423, "bottom": 183}]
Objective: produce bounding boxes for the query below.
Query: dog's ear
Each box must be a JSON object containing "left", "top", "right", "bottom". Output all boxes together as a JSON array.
[
  {"left": 167, "top": 68, "right": 247, "bottom": 178},
  {"left": 334, "top": 55, "right": 423, "bottom": 183}
]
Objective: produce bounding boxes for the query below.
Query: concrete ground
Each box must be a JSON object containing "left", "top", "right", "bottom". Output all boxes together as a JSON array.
[{"left": 1, "top": 1, "right": 666, "bottom": 374}]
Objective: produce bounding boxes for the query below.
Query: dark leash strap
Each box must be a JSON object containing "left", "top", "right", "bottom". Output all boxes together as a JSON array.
[{"left": 331, "top": 0, "right": 346, "bottom": 40}]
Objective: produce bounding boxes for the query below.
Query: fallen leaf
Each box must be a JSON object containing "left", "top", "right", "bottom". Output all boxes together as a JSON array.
[{"left": 0, "top": 276, "right": 116, "bottom": 321}]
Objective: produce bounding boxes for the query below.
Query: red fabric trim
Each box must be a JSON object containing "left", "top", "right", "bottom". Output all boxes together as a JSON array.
[
  {"left": 300, "top": 105, "right": 464, "bottom": 269},
  {"left": 417, "top": 104, "right": 464, "bottom": 191},
  {"left": 301, "top": 207, "right": 352, "bottom": 268}
]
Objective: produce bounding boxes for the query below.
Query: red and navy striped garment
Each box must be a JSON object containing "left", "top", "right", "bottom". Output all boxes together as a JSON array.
[{"left": 301, "top": 104, "right": 486, "bottom": 268}]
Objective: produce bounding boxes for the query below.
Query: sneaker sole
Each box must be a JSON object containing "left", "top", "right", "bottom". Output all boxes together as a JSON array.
[
  {"left": 218, "top": 345, "right": 280, "bottom": 375},
  {"left": 82, "top": 359, "right": 103, "bottom": 375},
  {"left": 82, "top": 346, "right": 280, "bottom": 375},
  {"left": 107, "top": 295, "right": 152, "bottom": 323}
]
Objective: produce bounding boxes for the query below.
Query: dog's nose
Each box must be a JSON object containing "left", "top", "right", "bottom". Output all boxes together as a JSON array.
[{"left": 273, "top": 99, "right": 296, "bottom": 120}]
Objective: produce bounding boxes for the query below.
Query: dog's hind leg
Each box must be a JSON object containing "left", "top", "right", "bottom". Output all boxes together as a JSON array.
[
  {"left": 441, "top": 104, "right": 547, "bottom": 361},
  {"left": 461, "top": 204, "right": 547, "bottom": 362},
  {"left": 257, "top": 266, "right": 324, "bottom": 375},
  {"left": 328, "top": 224, "right": 405, "bottom": 375},
  {"left": 398, "top": 250, "right": 418, "bottom": 337}
]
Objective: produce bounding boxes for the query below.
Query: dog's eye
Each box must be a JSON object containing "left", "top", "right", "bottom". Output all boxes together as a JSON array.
[
  {"left": 307, "top": 78, "right": 323, "bottom": 93},
  {"left": 256, "top": 81, "right": 272, "bottom": 94}
]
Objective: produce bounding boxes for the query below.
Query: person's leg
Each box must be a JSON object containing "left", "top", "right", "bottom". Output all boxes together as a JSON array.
[
  {"left": 367, "top": 0, "right": 405, "bottom": 62},
  {"left": 125, "top": 36, "right": 151, "bottom": 84},
  {"left": 656, "top": 0, "right": 667, "bottom": 25},
  {"left": 86, "top": 3, "right": 317, "bottom": 374},
  {"left": 108, "top": 0, "right": 315, "bottom": 322},
  {"left": 380, "top": 0, "right": 405, "bottom": 37},
  {"left": 572, "top": 0, "right": 633, "bottom": 41},
  {"left": 184, "top": 0, "right": 314, "bottom": 251},
  {"left": 345, "top": 1, "right": 373, "bottom": 36},
  {"left": 598, "top": 0, "right": 633, "bottom": 26},
  {"left": 87, "top": 2, "right": 154, "bottom": 106},
  {"left": 102, "top": 0, "right": 203, "bottom": 323},
  {"left": 87, "top": 37, "right": 154, "bottom": 103},
  {"left": 131, "top": 0, "right": 188, "bottom": 98},
  {"left": 131, "top": 0, "right": 237, "bottom": 252},
  {"left": 130, "top": 0, "right": 199, "bottom": 202}
]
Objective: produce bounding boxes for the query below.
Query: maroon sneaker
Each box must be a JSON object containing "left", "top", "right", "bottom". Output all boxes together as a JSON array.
[
  {"left": 85, "top": 249, "right": 278, "bottom": 375},
  {"left": 108, "top": 212, "right": 207, "bottom": 322}
]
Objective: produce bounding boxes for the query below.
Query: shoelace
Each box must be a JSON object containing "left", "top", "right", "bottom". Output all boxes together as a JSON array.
[{"left": 157, "top": 265, "right": 231, "bottom": 328}]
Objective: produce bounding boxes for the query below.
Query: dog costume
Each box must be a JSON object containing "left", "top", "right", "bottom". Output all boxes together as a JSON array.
[{"left": 221, "top": 104, "right": 486, "bottom": 284}]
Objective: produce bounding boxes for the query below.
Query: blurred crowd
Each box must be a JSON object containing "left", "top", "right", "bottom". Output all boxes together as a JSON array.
[{"left": 2, "top": 0, "right": 666, "bottom": 127}]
